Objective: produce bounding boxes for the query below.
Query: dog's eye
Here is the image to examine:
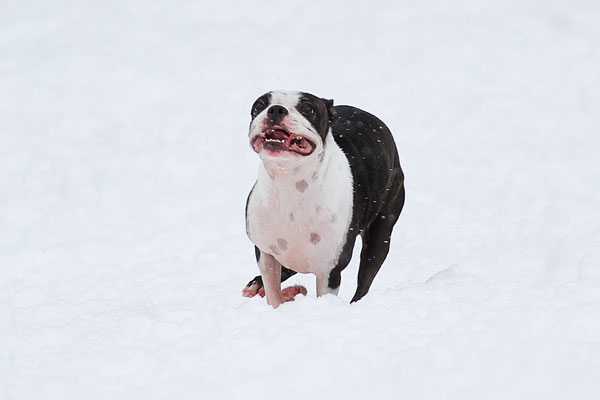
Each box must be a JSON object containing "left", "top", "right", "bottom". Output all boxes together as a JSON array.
[
  {"left": 252, "top": 100, "right": 267, "bottom": 117},
  {"left": 300, "top": 103, "right": 315, "bottom": 115}
]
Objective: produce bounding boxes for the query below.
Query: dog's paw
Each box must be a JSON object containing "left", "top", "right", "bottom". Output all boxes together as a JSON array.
[
  {"left": 281, "top": 285, "right": 307, "bottom": 301},
  {"left": 242, "top": 282, "right": 264, "bottom": 297},
  {"left": 243, "top": 284, "right": 305, "bottom": 302}
]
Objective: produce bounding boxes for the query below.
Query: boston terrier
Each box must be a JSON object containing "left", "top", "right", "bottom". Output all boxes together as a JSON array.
[{"left": 242, "top": 90, "right": 405, "bottom": 308}]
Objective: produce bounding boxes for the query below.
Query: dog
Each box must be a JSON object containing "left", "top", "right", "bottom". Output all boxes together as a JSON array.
[{"left": 242, "top": 90, "right": 405, "bottom": 307}]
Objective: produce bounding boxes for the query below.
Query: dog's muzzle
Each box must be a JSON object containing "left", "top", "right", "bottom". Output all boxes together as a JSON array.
[{"left": 251, "top": 126, "right": 316, "bottom": 156}]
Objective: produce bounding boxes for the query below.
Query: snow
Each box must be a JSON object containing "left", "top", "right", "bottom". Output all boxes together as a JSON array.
[{"left": 1, "top": 0, "right": 599, "bottom": 399}]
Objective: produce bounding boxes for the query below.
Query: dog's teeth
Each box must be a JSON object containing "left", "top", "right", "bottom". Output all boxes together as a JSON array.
[{"left": 296, "top": 135, "right": 302, "bottom": 140}]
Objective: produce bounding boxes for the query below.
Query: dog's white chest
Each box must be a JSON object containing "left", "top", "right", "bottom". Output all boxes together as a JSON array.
[{"left": 246, "top": 138, "right": 353, "bottom": 274}]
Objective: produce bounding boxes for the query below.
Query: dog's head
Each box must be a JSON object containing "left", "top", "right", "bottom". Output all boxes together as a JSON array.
[{"left": 249, "top": 90, "right": 337, "bottom": 161}]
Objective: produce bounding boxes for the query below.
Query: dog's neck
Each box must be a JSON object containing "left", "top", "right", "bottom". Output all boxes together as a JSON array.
[{"left": 257, "top": 134, "right": 335, "bottom": 196}]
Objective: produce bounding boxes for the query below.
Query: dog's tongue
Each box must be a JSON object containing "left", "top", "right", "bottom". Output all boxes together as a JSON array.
[{"left": 287, "top": 135, "right": 314, "bottom": 155}]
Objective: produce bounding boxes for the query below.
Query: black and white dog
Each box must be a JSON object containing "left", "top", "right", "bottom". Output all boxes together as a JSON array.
[{"left": 243, "top": 90, "right": 405, "bottom": 307}]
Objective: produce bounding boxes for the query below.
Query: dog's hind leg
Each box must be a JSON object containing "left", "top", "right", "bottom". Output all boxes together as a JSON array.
[
  {"left": 351, "top": 180, "right": 405, "bottom": 303},
  {"left": 314, "top": 232, "right": 359, "bottom": 297}
]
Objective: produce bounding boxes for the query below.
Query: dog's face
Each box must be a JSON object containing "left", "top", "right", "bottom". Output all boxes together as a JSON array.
[{"left": 249, "top": 90, "right": 336, "bottom": 160}]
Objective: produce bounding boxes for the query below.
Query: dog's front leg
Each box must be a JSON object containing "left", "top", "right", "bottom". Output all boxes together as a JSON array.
[{"left": 257, "top": 251, "right": 284, "bottom": 308}]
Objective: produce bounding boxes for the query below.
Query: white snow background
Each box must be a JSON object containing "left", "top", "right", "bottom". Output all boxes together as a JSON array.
[{"left": 1, "top": 1, "right": 599, "bottom": 399}]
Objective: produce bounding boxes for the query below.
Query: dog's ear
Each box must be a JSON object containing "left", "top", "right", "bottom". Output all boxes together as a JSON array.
[{"left": 324, "top": 98, "right": 337, "bottom": 126}]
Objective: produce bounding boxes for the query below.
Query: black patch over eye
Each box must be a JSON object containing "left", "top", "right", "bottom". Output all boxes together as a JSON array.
[
  {"left": 300, "top": 102, "right": 315, "bottom": 115},
  {"left": 252, "top": 99, "right": 267, "bottom": 117}
]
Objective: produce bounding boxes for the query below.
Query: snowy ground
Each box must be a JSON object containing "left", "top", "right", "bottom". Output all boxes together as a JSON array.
[{"left": 1, "top": 1, "right": 600, "bottom": 399}]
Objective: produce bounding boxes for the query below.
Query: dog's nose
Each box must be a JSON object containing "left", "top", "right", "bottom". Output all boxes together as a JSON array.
[{"left": 267, "top": 105, "right": 288, "bottom": 124}]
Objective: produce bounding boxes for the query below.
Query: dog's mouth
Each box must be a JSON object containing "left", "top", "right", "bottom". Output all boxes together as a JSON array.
[{"left": 251, "top": 127, "right": 316, "bottom": 156}]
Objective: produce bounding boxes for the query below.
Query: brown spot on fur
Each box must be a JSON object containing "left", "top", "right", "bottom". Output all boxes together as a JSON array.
[
  {"left": 289, "top": 212, "right": 294, "bottom": 222},
  {"left": 295, "top": 180, "right": 308, "bottom": 193},
  {"left": 277, "top": 238, "right": 288, "bottom": 251},
  {"left": 310, "top": 232, "right": 321, "bottom": 245}
]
